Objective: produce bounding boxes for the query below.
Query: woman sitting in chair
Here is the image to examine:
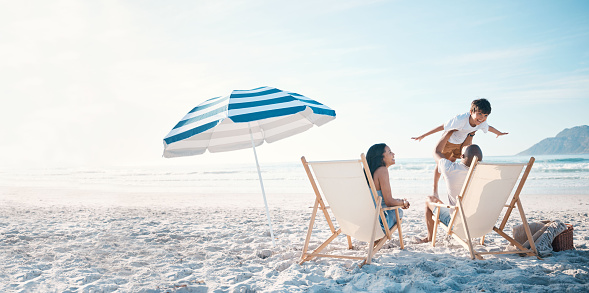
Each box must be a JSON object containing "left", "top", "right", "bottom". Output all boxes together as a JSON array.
[{"left": 366, "top": 143, "right": 411, "bottom": 232}]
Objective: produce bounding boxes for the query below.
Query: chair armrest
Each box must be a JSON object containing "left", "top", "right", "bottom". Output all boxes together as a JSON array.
[
  {"left": 430, "top": 202, "right": 454, "bottom": 209},
  {"left": 309, "top": 205, "right": 331, "bottom": 209},
  {"left": 382, "top": 206, "right": 403, "bottom": 211}
]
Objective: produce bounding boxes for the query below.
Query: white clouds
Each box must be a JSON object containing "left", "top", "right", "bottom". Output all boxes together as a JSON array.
[
  {"left": 438, "top": 47, "right": 545, "bottom": 66},
  {"left": 3, "top": 2, "right": 85, "bottom": 40},
  {"left": 496, "top": 74, "right": 589, "bottom": 105}
]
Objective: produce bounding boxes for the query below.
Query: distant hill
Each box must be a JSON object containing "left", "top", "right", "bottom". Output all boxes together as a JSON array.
[{"left": 517, "top": 125, "right": 589, "bottom": 155}]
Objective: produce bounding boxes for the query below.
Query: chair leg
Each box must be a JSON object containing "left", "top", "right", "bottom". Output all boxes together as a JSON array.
[
  {"left": 480, "top": 235, "right": 486, "bottom": 245},
  {"left": 432, "top": 211, "right": 440, "bottom": 247},
  {"left": 366, "top": 201, "right": 382, "bottom": 264},
  {"left": 300, "top": 200, "right": 320, "bottom": 263},
  {"left": 347, "top": 235, "right": 353, "bottom": 249},
  {"left": 299, "top": 229, "right": 342, "bottom": 264},
  {"left": 396, "top": 215, "right": 404, "bottom": 250},
  {"left": 398, "top": 225, "right": 404, "bottom": 250},
  {"left": 364, "top": 234, "right": 389, "bottom": 267}
]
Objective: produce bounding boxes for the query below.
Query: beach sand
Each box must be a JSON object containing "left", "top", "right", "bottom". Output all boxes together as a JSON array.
[{"left": 1, "top": 187, "right": 588, "bottom": 292}]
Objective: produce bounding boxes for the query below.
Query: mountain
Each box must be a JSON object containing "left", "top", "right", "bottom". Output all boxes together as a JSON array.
[{"left": 517, "top": 125, "right": 589, "bottom": 155}]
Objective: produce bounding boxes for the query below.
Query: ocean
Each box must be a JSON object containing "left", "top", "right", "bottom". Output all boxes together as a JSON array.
[{"left": 1, "top": 154, "right": 588, "bottom": 197}]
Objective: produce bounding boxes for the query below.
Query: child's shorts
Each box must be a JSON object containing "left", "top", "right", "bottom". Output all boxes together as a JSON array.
[{"left": 441, "top": 142, "right": 463, "bottom": 160}]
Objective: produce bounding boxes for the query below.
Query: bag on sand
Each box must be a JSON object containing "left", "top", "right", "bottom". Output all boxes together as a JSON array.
[{"left": 510, "top": 220, "right": 568, "bottom": 257}]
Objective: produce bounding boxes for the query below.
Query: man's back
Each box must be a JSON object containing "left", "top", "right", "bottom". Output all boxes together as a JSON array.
[{"left": 438, "top": 158, "right": 469, "bottom": 205}]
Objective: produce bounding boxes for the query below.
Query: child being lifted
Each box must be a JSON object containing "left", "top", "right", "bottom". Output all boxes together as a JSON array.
[{"left": 412, "top": 98, "right": 508, "bottom": 198}]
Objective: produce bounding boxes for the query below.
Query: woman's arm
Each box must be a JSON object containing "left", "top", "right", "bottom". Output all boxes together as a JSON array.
[{"left": 374, "top": 167, "right": 406, "bottom": 207}]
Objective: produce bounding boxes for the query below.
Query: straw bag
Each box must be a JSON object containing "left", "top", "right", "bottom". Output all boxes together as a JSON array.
[{"left": 552, "top": 224, "right": 574, "bottom": 252}]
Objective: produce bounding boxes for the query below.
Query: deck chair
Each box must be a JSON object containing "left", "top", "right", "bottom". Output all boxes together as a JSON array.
[
  {"left": 431, "top": 156, "right": 540, "bottom": 260},
  {"left": 299, "top": 154, "right": 404, "bottom": 267}
]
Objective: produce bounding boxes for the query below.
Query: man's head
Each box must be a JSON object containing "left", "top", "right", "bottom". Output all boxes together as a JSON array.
[{"left": 461, "top": 144, "right": 483, "bottom": 166}]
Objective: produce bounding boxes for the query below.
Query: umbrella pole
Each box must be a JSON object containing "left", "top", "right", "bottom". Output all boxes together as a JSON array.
[{"left": 249, "top": 123, "right": 276, "bottom": 247}]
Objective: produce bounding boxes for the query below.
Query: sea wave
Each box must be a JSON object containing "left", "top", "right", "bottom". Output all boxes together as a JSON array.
[
  {"left": 533, "top": 168, "right": 589, "bottom": 173},
  {"left": 535, "top": 157, "right": 589, "bottom": 163},
  {"left": 2, "top": 155, "right": 588, "bottom": 195}
]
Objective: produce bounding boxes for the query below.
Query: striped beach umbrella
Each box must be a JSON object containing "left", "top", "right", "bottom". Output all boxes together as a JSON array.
[{"left": 163, "top": 86, "right": 336, "bottom": 246}]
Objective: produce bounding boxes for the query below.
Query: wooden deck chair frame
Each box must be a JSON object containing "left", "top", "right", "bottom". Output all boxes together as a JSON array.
[
  {"left": 431, "top": 156, "right": 540, "bottom": 260},
  {"left": 299, "top": 154, "right": 404, "bottom": 267}
]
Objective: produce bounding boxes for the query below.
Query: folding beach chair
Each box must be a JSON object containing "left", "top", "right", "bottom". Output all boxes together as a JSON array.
[
  {"left": 299, "top": 154, "right": 404, "bottom": 267},
  {"left": 431, "top": 157, "right": 540, "bottom": 260}
]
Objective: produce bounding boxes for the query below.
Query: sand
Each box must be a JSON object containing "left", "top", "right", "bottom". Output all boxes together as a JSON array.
[{"left": 1, "top": 187, "right": 588, "bottom": 292}]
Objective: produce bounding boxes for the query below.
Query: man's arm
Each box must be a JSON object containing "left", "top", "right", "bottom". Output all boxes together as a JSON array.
[
  {"left": 462, "top": 131, "right": 475, "bottom": 147},
  {"left": 432, "top": 130, "right": 455, "bottom": 198},
  {"left": 412, "top": 124, "right": 444, "bottom": 141},
  {"left": 433, "top": 130, "right": 455, "bottom": 164},
  {"left": 488, "top": 125, "right": 508, "bottom": 138}
]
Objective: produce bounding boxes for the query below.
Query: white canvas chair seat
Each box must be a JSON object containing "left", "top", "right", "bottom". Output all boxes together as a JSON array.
[
  {"left": 299, "top": 154, "right": 404, "bottom": 267},
  {"left": 431, "top": 157, "right": 540, "bottom": 260}
]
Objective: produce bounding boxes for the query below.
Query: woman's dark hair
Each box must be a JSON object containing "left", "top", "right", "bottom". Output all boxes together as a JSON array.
[{"left": 366, "top": 143, "right": 387, "bottom": 178}]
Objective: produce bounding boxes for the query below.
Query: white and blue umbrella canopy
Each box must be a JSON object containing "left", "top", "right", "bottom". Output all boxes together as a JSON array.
[
  {"left": 163, "top": 86, "right": 335, "bottom": 247},
  {"left": 163, "top": 86, "right": 336, "bottom": 158}
]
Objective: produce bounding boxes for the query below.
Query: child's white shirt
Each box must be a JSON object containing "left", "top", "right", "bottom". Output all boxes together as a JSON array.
[{"left": 444, "top": 112, "right": 489, "bottom": 144}]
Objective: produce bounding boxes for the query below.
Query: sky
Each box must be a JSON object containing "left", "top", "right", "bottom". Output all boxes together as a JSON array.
[{"left": 1, "top": 0, "right": 588, "bottom": 169}]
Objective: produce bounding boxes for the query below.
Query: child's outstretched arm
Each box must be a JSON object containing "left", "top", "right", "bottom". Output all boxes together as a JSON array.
[
  {"left": 488, "top": 126, "right": 508, "bottom": 138},
  {"left": 412, "top": 124, "right": 443, "bottom": 141}
]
